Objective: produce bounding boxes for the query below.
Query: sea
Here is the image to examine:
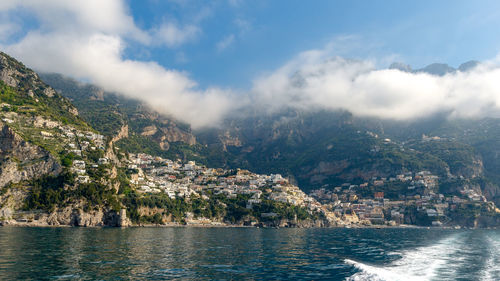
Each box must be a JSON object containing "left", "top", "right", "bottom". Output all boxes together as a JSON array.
[{"left": 0, "top": 227, "right": 498, "bottom": 280}]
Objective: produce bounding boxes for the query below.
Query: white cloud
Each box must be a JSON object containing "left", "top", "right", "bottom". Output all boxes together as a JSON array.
[
  {"left": 153, "top": 22, "right": 200, "bottom": 47},
  {"left": 0, "top": 0, "right": 148, "bottom": 42},
  {"left": 2, "top": 0, "right": 500, "bottom": 130},
  {"left": 216, "top": 34, "right": 235, "bottom": 52},
  {"left": 0, "top": 22, "right": 18, "bottom": 39},
  {"left": 251, "top": 46, "right": 500, "bottom": 121},
  {"left": 0, "top": 0, "right": 238, "bottom": 128}
]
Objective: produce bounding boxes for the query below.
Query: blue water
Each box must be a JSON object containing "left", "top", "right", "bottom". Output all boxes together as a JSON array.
[{"left": 0, "top": 227, "right": 498, "bottom": 280}]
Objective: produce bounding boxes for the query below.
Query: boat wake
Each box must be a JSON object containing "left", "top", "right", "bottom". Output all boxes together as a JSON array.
[
  {"left": 345, "top": 234, "right": 464, "bottom": 281},
  {"left": 482, "top": 234, "right": 500, "bottom": 281}
]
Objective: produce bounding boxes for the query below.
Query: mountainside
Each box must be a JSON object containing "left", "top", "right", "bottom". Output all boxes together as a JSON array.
[
  {"left": 0, "top": 52, "right": 127, "bottom": 225},
  {"left": 370, "top": 117, "right": 500, "bottom": 204},
  {"left": 3, "top": 55, "right": 497, "bottom": 227},
  {"left": 39, "top": 73, "right": 242, "bottom": 174},
  {"left": 390, "top": 61, "right": 480, "bottom": 75},
  {"left": 42, "top": 69, "right": 494, "bottom": 201},
  {"left": 196, "top": 110, "right": 443, "bottom": 186},
  {"left": 193, "top": 110, "right": 500, "bottom": 226},
  {"left": 39, "top": 73, "right": 196, "bottom": 149},
  {"left": 1, "top": 53, "right": 339, "bottom": 228},
  {"left": 0, "top": 53, "right": 88, "bottom": 186}
]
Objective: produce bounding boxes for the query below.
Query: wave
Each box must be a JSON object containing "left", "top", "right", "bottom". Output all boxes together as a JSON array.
[
  {"left": 345, "top": 234, "right": 463, "bottom": 281},
  {"left": 482, "top": 234, "right": 500, "bottom": 281},
  {"left": 345, "top": 259, "right": 410, "bottom": 281}
]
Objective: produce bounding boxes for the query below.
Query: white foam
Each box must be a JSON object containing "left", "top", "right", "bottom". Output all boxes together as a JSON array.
[
  {"left": 345, "top": 234, "right": 464, "bottom": 281},
  {"left": 482, "top": 234, "right": 500, "bottom": 281},
  {"left": 345, "top": 259, "right": 412, "bottom": 281}
]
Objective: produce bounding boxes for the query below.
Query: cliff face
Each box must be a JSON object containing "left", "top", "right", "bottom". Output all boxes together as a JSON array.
[
  {"left": 0, "top": 53, "right": 79, "bottom": 116},
  {"left": 0, "top": 122, "right": 61, "bottom": 188},
  {"left": 39, "top": 73, "right": 197, "bottom": 149},
  {"left": 482, "top": 181, "right": 500, "bottom": 207},
  {"left": 139, "top": 119, "right": 196, "bottom": 150},
  {"left": 0, "top": 205, "right": 130, "bottom": 227},
  {"left": 0, "top": 52, "right": 119, "bottom": 226}
]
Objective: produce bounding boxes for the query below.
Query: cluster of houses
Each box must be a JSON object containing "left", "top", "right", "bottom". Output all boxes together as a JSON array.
[
  {"left": 60, "top": 127, "right": 106, "bottom": 153},
  {"left": 310, "top": 171, "right": 490, "bottom": 226},
  {"left": 126, "top": 153, "right": 339, "bottom": 223},
  {"left": 60, "top": 129, "right": 108, "bottom": 184},
  {"left": 71, "top": 156, "right": 109, "bottom": 184},
  {"left": 0, "top": 108, "right": 108, "bottom": 185},
  {"left": 4, "top": 103, "right": 492, "bottom": 227}
]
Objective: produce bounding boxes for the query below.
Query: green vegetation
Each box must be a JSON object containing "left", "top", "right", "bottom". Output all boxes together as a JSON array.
[
  {"left": 116, "top": 168, "right": 133, "bottom": 195},
  {"left": 115, "top": 133, "right": 222, "bottom": 166},
  {"left": 192, "top": 110, "right": 456, "bottom": 192},
  {"left": 122, "top": 191, "right": 318, "bottom": 225},
  {"left": 24, "top": 173, "right": 120, "bottom": 212},
  {"left": 0, "top": 81, "right": 89, "bottom": 130},
  {"left": 77, "top": 102, "right": 124, "bottom": 136},
  {"left": 115, "top": 134, "right": 168, "bottom": 158},
  {"left": 0, "top": 81, "right": 93, "bottom": 158},
  {"left": 60, "top": 152, "right": 76, "bottom": 167},
  {"left": 409, "top": 140, "right": 477, "bottom": 176}
]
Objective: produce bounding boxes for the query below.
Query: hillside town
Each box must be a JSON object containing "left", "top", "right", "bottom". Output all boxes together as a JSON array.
[
  {"left": 309, "top": 171, "right": 495, "bottom": 226},
  {"left": 64, "top": 132, "right": 497, "bottom": 227},
  {"left": 124, "top": 153, "right": 341, "bottom": 225},
  {"left": 0, "top": 63, "right": 498, "bottom": 227},
  {"left": 2, "top": 100, "right": 497, "bottom": 227}
]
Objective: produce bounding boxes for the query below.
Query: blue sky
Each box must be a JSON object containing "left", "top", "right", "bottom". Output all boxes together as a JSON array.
[
  {"left": 2, "top": 0, "right": 500, "bottom": 127},
  {"left": 2, "top": 0, "right": 500, "bottom": 89},
  {"left": 121, "top": 0, "right": 500, "bottom": 89}
]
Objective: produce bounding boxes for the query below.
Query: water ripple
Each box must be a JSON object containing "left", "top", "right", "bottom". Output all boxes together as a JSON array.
[{"left": 0, "top": 227, "right": 497, "bottom": 280}]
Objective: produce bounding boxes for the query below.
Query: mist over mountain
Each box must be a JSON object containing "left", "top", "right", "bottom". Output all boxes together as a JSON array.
[
  {"left": 416, "top": 63, "right": 456, "bottom": 76},
  {"left": 0, "top": 48, "right": 498, "bottom": 229},
  {"left": 38, "top": 70, "right": 500, "bottom": 209}
]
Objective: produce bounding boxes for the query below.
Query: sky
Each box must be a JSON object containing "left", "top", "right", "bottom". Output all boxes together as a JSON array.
[
  {"left": 1, "top": 0, "right": 500, "bottom": 127},
  {"left": 124, "top": 0, "right": 500, "bottom": 88}
]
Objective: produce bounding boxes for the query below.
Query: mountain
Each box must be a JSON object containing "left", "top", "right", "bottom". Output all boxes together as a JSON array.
[
  {"left": 416, "top": 63, "right": 456, "bottom": 76},
  {"left": 39, "top": 73, "right": 203, "bottom": 160},
  {"left": 458, "top": 60, "right": 480, "bottom": 72},
  {"left": 9, "top": 57, "right": 496, "bottom": 227},
  {"left": 0, "top": 52, "right": 129, "bottom": 225},
  {"left": 1, "top": 53, "right": 336, "bottom": 228},
  {"left": 0, "top": 52, "right": 88, "bottom": 185},
  {"left": 191, "top": 110, "right": 500, "bottom": 227},
  {"left": 41, "top": 70, "right": 500, "bottom": 209},
  {"left": 389, "top": 62, "right": 412, "bottom": 72},
  {"left": 389, "top": 60, "right": 480, "bottom": 76},
  {"left": 197, "top": 112, "right": 469, "bottom": 178},
  {"left": 39, "top": 73, "right": 196, "bottom": 144}
]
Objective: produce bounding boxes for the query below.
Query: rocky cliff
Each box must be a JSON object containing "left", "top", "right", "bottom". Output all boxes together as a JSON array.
[
  {"left": 0, "top": 53, "right": 79, "bottom": 116},
  {"left": 0, "top": 205, "right": 130, "bottom": 227},
  {"left": 0, "top": 122, "right": 61, "bottom": 188},
  {"left": 39, "top": 73, "right": 197, "bottom": 150}
]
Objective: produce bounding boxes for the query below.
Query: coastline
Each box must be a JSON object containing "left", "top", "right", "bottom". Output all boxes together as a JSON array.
[{"left": 1, "top": 221, "right": 491, "bottom": 229}]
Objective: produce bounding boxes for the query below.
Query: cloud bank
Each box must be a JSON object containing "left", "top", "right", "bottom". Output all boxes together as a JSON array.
[
  {"left": 1, "top": 0, "right": 500, "bottom": 129},
  {"left": 252, "top": 49, "right": 500, "bottom": 121},
  {"left": 0, "top": 0, "right": 235, "bottom": 128}
]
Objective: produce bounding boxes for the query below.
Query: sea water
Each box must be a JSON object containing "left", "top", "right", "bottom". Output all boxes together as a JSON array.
[{"left": 0, "top": 227, "right": 498, "bottom": 280}]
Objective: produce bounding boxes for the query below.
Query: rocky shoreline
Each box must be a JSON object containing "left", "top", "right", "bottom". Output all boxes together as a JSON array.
[
  {"left": 0, "top": 207, "right": 333, "bottom": 228},
  {"left": 1, "top": 215, "right": 496, "bottom": 229},
  {"left": 1, "top": 222, "right": 496, "bottom": 230}
]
